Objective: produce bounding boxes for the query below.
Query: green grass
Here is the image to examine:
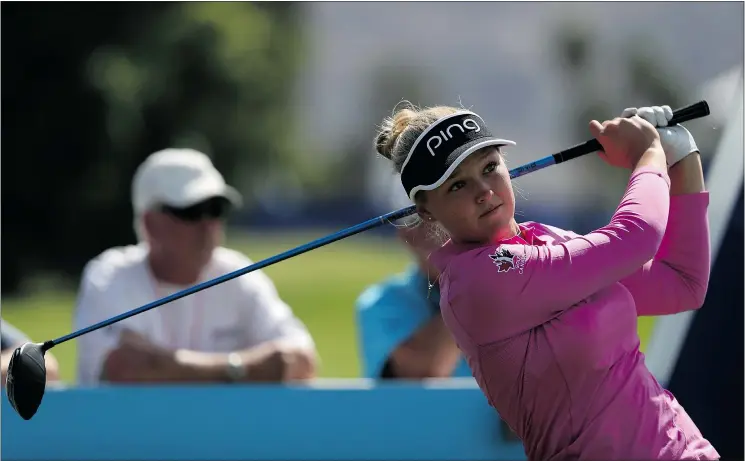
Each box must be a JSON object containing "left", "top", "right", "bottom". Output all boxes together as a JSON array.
[
  {"left": 1, "top": 230, "right": 412, "bottom": 382},
  {"left": 1, "top": 229, "right": 658, "bottom": 383}
]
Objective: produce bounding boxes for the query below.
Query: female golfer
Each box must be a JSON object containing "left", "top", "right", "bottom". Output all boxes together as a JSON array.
[{"left": 374, "top": 103, "right": 718, "bottom": 460}]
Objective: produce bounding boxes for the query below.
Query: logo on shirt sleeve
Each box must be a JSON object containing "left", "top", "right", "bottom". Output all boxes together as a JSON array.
[{"left": 489, "top": 247, "right": 525, "bottom": 274}]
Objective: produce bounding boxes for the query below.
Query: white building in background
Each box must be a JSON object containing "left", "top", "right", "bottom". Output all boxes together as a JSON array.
[{"left": 291, "top": 2, "right": 743, "bottom": 212}]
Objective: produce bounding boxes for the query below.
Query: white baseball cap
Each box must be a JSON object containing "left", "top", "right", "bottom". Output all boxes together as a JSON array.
[{"left": 132, "top": 148, "right": 243, "bottom": 215}]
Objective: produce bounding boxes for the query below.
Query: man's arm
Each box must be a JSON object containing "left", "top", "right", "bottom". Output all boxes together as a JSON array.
[
  {"left": 385, "top": 313, "right": 462, "bottom": 379},
  {"left": 74, "top": 256, "right": 156, "bottom": 386},
  {"left": 228, "top": 266, "right": 318, "bottom": 381},
  {"left": 101, "top": 330, "right": 314, "bottom": 383},
  {"left": 100, "top": 265, "right": 317, "bottom": 384},
  {"left": 175, "top": 339, "right": 315, "bottom": 382},
  {"left": 356, "top": 281, "right": 460, "bottom": 380},
  {"left": 1, "top": 321, "right": 60, "bottom": 386},
  {"left": 1, "top": 348, "right": 60, "bottom": 387},
  {"left": 1, "top": 350, "right": 13, "bottom": 387}
]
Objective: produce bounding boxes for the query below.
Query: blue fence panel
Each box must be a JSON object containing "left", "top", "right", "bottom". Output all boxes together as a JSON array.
[{"left": 2, "top": 379, "right": 526, "bottom": 461}]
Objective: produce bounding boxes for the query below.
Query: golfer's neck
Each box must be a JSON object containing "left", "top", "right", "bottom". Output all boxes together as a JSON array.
[{"left": 148, "top": 252, "right": 201, "bottom": 286}]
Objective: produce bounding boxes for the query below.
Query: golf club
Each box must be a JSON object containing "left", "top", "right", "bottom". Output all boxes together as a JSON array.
[{"left": 5, "top": 100, "right": 711, "bottom": 421}]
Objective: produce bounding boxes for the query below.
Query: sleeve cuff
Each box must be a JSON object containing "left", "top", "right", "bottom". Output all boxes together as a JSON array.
[
  {"left": 670, "top": 190, "right": 710, "bottom": 205},
  {"left": 669, "top": 191, "right": 710, "bottom": 222},
  {"left": 630, "top": 166, "right": 671, "bottom": 188}
]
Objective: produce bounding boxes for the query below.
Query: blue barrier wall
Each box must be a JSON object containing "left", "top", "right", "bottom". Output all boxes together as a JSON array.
[{"left": 2, "top": 379, "right": 526, "bottom": 461}]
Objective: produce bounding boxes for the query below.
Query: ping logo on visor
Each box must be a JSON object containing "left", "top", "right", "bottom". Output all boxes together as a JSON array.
[
  {"left": 425, "top": 117, "right": 482, "bottom": 156},
  {"left": 400, "top": 110, "right": 516, "bottom": 201}
]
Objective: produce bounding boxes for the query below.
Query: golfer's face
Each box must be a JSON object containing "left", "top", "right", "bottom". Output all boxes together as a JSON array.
[{"left": 425, "top": 148, "right": 515, "bottom": 244}]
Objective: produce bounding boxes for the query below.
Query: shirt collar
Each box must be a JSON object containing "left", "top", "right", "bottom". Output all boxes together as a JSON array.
[{"left": 430, "top": 222, "right": 551, "bottom": 273}]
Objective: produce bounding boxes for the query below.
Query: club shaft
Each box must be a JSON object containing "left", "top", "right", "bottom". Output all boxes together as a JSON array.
[
  {"left": 51, "top": 154, "right": 564, "bottom": 346},
  {"left": 51, "top": 206, "right": 415, "bottom": 346},
  {"left": 50, "top": 100, "right": 710, "bottom": 347}
]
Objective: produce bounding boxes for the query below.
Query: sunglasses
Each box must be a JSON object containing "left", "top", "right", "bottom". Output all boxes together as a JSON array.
[{"left": 159, "top": 197, "right": 232, "bottom": 222}]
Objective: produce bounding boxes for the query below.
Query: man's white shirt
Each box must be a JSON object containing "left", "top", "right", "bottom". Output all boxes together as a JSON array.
[{"left": 74, "top": 243, "right": 316, "bottom": 385}]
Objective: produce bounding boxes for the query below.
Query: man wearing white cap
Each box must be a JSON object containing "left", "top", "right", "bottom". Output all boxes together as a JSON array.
[{"left": 74, "top": 148, "right": 317, "bottom": 385}]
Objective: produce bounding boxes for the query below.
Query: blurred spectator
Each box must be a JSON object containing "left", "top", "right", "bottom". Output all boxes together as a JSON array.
[
  {"left": 74, "top": 148, "right": 317, "bottom": 385},
  {"left": 355, "top": 224, "right": 472, "bottom": 379},
  {"left": 2, "top": 319, "right": 60, "bottom": 387}
]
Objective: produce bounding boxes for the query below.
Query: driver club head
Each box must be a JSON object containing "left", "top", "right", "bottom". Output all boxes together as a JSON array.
[{"left": 6, "top": 342, "right": 48, "bottom": 420}]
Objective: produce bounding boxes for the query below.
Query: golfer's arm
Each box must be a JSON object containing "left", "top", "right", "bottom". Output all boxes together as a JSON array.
[
  {"left": 669, "top": 151, "right": 705, "bottom": 195},
  {"left": 387, "top": 314, "right": 461, "bottom": 379},
  {"left": 620, "top": 153, "right": 711, "bottom": 315}
]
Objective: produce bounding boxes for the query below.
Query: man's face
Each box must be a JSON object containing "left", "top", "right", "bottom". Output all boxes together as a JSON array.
[{"left": 144, "top": 197, "right": 231, "bottom": 269}]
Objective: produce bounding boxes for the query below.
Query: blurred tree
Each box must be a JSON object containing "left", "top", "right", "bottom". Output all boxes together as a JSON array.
[
  {"left": 85, "top": 2, "right": 304, "bottom": 206},
  {"left": 1, "top": 3, "right": 304, "bottom": 294},
  {"left": 623, "top": 36, "right": 724, "bottom": 166},
  {"left": 625, "top": 43, "right": 685, "bottom": 110},
  {"left": 331, "top": 59, "right": 441, "bottom": 206},
  {"left": 552, "top": 23, "right": 703, "bottom": 230}
]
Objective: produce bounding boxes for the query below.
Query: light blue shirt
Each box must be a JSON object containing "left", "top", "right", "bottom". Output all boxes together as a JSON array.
[{"left": 355, "top": 264, "right": 473, "bottom": 378}]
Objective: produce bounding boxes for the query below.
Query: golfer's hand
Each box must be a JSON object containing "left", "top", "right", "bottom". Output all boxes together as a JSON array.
[
  {"left": 589, "top": 115, "right": 662, "bottom": 170},
  {"left": 621, "top": 105, "right": 699, "bottom": 166}
]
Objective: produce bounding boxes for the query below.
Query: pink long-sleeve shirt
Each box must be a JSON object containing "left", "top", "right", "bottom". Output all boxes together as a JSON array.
[{"left": 430, "top": 167, "right": 719, "bottom": 460}]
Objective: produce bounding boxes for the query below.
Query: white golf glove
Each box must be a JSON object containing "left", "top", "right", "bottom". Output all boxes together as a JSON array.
[{"left": 621, "top": 105, "right": 699, "bottom": 167}]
